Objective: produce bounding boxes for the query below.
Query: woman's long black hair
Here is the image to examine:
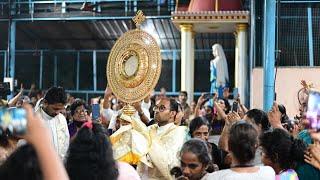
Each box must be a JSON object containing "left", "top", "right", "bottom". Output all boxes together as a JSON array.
[
  {"left": 65, "top": 122, "right": 118, "bottom": 180},
  {"left": 0, "top": 144, "right": 43, "bottom": 180}
]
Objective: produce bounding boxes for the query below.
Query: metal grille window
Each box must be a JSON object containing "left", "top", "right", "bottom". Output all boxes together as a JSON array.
[
  {"left": 56, "top": 52, "right": 77, "bottom": 90},
  {"left": 42, "top": 52, "right": 54, "bottom": 89},
  {"left": 254, "top": 0, "right": 264, "bottom": 67},
  {"left": 0, "top": 52, "right": 4, "bottom": 80},
  {"left": 97, "top": 52, "right": 108, "bottom": 91},
  {"left": 313, "top": 7, "right": 320, "bottom": 66},
  {"left": 278, "top": 4, "right": 309, "bottom": 66},
  {"left": 79, "top": 52, "right": 93, "bottom": 90},
  {"left": 15, "top": 52, "right": 40, "bottom": 88},
  {"left": 255, "top": 2, "right": 318, "bottom": 67}
]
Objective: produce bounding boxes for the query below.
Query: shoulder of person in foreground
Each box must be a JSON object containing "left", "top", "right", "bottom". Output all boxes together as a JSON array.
[
  {"left": 206, "top": 166, "right": 275, "bottom": 179},
  {"left": 117, "top": 162, "right": 141, "bottom": 180},
  {"left": 296, "top": 162, "right": 320, "bottom": 180}
]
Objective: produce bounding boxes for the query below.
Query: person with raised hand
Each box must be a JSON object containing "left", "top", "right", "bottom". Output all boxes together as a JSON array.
[
  {"left": 8, "top": 83, "right": 24, "bottom": 107},
  {"left": 209, "top": 121, "right": 275, "bottom": 180},
  {"left": 0, "top": 104, "right": 69, "bottom": 180},
  {"left": 304, "top": 142, "right": 320, "bottom": 170},
  {"left": 304, "top": 130, "right": 320, "bottom": 173},
  {"left": 267, "top": 102, "right": 285, "bottom": 130},
  {"left": 24, "top": 104, "right": 69, "bottom": 180}
]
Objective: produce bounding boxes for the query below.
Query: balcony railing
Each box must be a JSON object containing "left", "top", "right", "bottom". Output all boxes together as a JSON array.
[{"left": 0, "top": 0, "right": 175, "bottom": 21}]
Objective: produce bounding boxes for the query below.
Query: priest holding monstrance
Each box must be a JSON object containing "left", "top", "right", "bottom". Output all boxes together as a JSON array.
[{"left": 107, "top": 11, "right": 188, "bottom": 180}]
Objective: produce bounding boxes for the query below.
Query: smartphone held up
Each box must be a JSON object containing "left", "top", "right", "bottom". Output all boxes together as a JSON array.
[
  {"left": 91, "top": 104, "right": 100, "bottom": 121},
  {"left": 231, "top": 101, "right": 238, "bottom": 112},
  {"left": 0, "top": 108, "right": 27, "bottom": 135},
  {"left": 91, "top": 98, "right": 100, "bottom": 121},
  {"left": 306, "top": 90, "right": 320, "bottom": 131}
]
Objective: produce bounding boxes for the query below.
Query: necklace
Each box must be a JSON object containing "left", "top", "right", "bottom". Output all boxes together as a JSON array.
[{"left": 231, "top": 164, "right": 255, "bottom": 168}]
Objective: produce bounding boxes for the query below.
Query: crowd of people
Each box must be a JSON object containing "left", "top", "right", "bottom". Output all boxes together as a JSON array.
[{"left": 0, "top": 80, "right": 320, "bottom": 180}]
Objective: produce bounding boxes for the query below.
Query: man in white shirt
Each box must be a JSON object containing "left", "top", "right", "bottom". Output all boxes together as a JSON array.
[{"left": 35, "top": 86, "right": 70, "bottom": 160}]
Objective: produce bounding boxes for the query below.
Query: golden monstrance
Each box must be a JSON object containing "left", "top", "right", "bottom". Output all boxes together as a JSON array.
[
  {"left": 107, "top": 10, "right": 162, "bottom": 165},
  {"left": 107, "top": 10, "right": 161, "bottom": 105}
]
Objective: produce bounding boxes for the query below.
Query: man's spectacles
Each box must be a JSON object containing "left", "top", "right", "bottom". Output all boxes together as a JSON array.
[
  {"left": 75, "top": 109, "right": 88, "bottom": 114},
  {"left": 153, "top": 105, "right": 167, "bottom": 112}
]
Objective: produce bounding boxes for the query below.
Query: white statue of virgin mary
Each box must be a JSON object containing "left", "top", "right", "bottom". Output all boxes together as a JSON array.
[{"left": 210, "top": 44, "right": 229, "bottom": 95}]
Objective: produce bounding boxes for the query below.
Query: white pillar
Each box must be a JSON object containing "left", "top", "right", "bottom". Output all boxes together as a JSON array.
[
  {"left": 235, "top": 32, "right": 239, "bottom": 89},
  {"left": 180, "top": 24, "right": 194, "bottom": 104},
  {"left": 235, "top": 23, "right": 248, "bottom": 103}
]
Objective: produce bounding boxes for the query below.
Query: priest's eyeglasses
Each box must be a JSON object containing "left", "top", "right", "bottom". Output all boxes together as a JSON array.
[{"left": 153, "top": 105, "right": 167, "bottom": 112}]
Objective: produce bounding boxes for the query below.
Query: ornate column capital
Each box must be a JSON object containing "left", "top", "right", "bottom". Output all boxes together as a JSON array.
[
  {"left": 236, "top": 23, "right": 248, "bottom": 32},
  {"left": 179, "top": 24, "right": 193, "bottom": 32}
]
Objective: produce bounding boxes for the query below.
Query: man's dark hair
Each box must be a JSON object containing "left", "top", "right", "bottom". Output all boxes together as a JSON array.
[
  {"left": 189, "top": 117, "right": 210, "bottom": 137},
  {"left": 169, "top": 98, "right": 179, "bottom": 112},
  {"left": 228, "top": 121, "right": 258, "bottom": 165},
  {"left": 44, "top": 86, "right": 67, "bottom": 105},
  {"left": 65, "top": 122, "right": 118, "bottom": 180},
  {"left": 0, "top": 144, "right": 43, "bottom": 180},
  {"left": 70, "top": 98, "right": 88, "bottom": 116},
  {"left": 179, "top": 91, "right": 188, "bottom": 97},
  {"left": 245, "top": 109, "right": 270, "bottom": 131},
  {"left": 260, "top": 128, "right": 306, "bottom": 170}
]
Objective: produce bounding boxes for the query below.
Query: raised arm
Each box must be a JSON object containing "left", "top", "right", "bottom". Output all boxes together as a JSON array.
[
  {"left": 133, "top": 101, "right": 150, "bottom": 125},
  {"left": 24, "top": 105, "right": 69, "bottom": 180},
  {"left": 237, "top": 96, "right": 248, "bottom": 114},
  {"left": 218, "top": 112, "right": 241, "bottom": 151},
  {"left": 8, "top": 84, "right": 24, "bottom": 107},
  {"left": 213, "top": 100, "right": 227, "bottom": 120},
  {"left": 267, "top": 102, "right": 285, "bottom": 130},
  {"left": 103, "top": 86, "right": 112, "bottom": 110},
  {"left": 194, "top": 94, "right": 206, "bottom": 117}
]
